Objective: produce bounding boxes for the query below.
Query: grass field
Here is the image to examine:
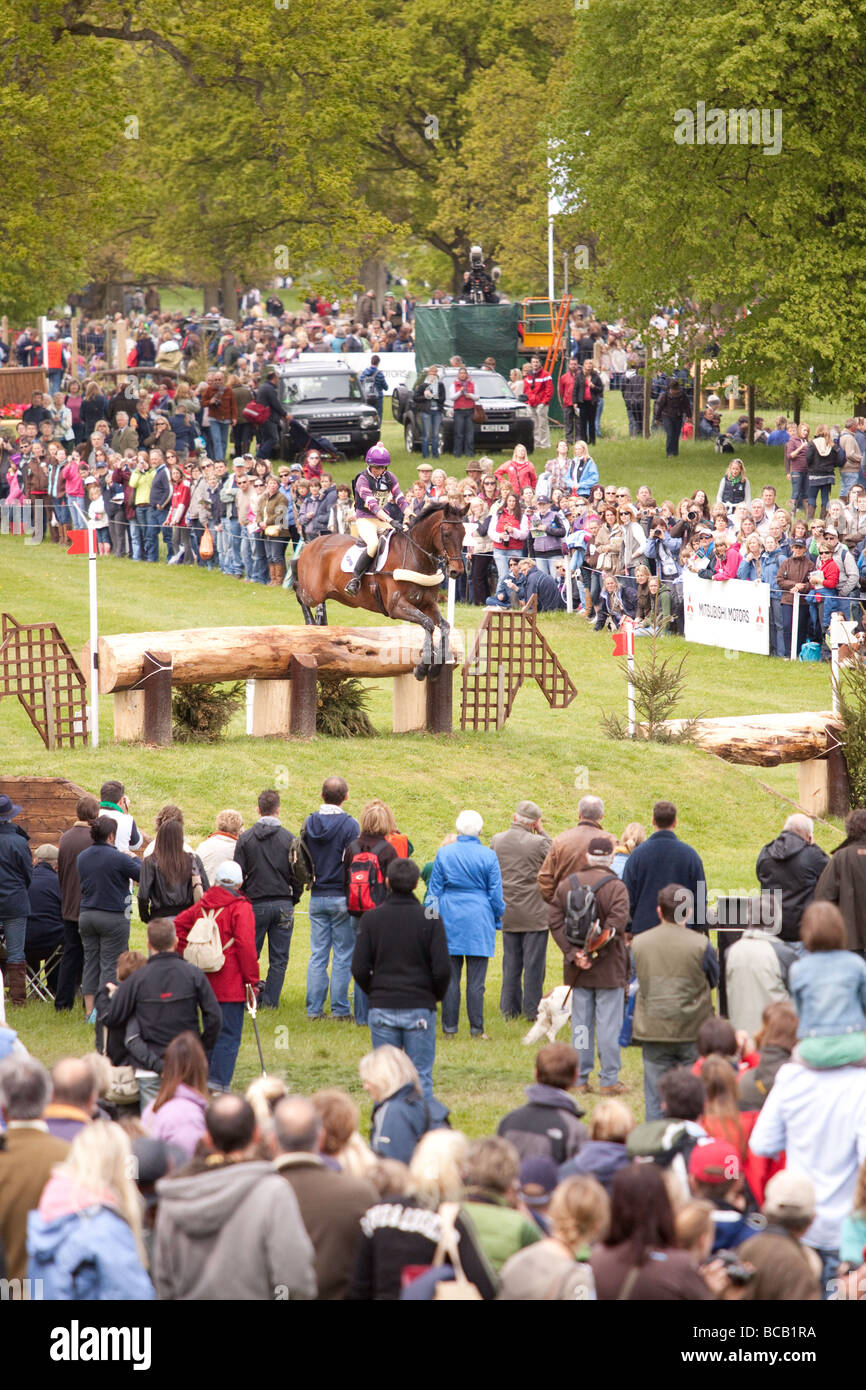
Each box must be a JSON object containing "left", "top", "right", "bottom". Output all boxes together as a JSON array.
[{"left": 0, "top": 413, "right": 844, "bottom": 1135}]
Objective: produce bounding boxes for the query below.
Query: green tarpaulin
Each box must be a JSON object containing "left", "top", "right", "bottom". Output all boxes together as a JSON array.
[{"left": 414, "top": 303, "right": 522, "bottom": 376}]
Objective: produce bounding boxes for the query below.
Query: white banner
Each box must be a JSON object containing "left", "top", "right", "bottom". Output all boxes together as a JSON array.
[
  {"left": 683, "top": 573, "right": 770, "bottom": 656},
  {"left": 287, "top": 351, "right": 416, "bottom": 393}
]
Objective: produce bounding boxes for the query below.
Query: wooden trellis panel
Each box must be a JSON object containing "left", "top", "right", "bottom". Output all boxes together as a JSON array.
[
  {"left": 0, "top": 613, "right": 89, "bottom": 748},
  {"left": 461, "top": 598, "right": 577, "bottom": 731}
]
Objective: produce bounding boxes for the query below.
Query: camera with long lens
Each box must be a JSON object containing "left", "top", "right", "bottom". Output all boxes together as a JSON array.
[{"left": 460, "top": 244, "right": 500, "bottom": 305}]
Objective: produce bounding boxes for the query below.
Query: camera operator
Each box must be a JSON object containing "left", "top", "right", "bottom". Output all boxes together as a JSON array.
[{"left": 458, "top": 246, "right": 500, "bottom": 305}]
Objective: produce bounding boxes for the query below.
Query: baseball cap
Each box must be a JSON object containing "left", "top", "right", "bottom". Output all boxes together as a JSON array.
[
  {"left": 215, "top": 860, "right": 243, "bottom": 888},
  {"left": 688, "top": 1138, "right": 741, "bottom": 1184},
  {"left": 696, "top": 524, "right": 713, "bottom": 536},
  {"left": 515, "top": 800, "right": 542, "bottom": 821},
  {"left": 587, "top": 835, "right": 615, "bottom": 857},
  {"left": 791, "top": 536, "right": 807, "bottom": 547},
  {"left": 762, "top": 1170, "right": 815, "bottom": 1224},
  {"left": 518, "top": 1156, "right": 559, "bottom": 1206},
  {"left": 824, "top": 526, "right": 838, "bottom": 538}
]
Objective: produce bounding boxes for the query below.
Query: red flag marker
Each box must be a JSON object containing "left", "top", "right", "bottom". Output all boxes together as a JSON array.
[
  {"left": 612, "top": 624, "right": 634, "bottom": 658},
  {"left": 66, "top": 529, "right": 89, "bottom": 556}
]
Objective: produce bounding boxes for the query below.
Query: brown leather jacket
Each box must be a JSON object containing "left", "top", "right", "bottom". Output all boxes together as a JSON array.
[{"left": 549, "top": 865, "right": 631, "bottom": 989}]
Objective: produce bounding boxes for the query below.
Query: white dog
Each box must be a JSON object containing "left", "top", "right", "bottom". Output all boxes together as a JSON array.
[{"left": 522, "top": 985, "right": 573, "bottom": 1045}]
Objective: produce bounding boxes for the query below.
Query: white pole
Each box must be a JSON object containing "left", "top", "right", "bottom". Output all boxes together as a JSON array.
[
  {"left": 627, "top": 649, "right": 636, "bottom": 737},
  {"left": 39, "top": 315, "right": 49, "bottom": 389},
  {"left": 547, "top": 218, "right": 555, "bottom": 301},
  {"left": 831, "top": 643, "right": 840, "bottom": 716},
  {"left": 790, "top": 591, "right": 800, "bottom": 661},
  {"left": 565, "top": 566, "right": 573, "bottom": 613},
  {"left": 447, "top": 576, "right": 456, "bottom": 630},
  {"left": 88, "top": 522, "right": 99, "bottom": 748}
]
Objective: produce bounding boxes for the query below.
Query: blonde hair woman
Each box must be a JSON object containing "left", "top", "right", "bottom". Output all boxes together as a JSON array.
[
  {"left": 360, "top": 1045, "right": 449, "bottom": 1164},
  {"left": 409, "top": 1129, "right": 469, "bottom": 1206},
  {"left": 27, "top": 1121, "right": 154, "bottom": 1298},
  {"left": 498, "top": 1175, "right": 610, "bottom": 1300}
]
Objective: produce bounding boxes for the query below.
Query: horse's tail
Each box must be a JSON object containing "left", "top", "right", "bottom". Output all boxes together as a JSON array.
[{"left": 290, "top": 554, "right": 300, "bottom": 590}]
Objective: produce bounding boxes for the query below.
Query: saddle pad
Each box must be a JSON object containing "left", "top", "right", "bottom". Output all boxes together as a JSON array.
[{"left": 340, "top": 530, "right": 394, "bottom": 573}]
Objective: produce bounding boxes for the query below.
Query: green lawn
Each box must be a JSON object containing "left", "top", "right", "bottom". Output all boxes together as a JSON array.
[{"left": 0, "top": 425, "right": 842, "bottom": 1134}]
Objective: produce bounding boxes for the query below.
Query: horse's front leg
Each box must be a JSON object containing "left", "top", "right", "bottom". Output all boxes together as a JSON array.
[{"left": 388, "top": 592, "right": 436, "bottom": 680}]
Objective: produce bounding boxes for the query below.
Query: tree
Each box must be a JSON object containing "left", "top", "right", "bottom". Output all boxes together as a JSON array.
[{"left": 556, "top": 0, "right": 866, "bottom": 402}]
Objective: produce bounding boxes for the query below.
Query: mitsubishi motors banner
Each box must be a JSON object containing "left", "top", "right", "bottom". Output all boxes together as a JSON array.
[{"left": 682, "top": 573, "right": 770, "bottom": 656}]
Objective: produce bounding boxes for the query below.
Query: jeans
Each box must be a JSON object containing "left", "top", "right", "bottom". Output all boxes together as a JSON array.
[
  {"left": 222, "top": 516, "right": 243, "bottom": 574},
  {"left": 840, "top": 471, "right": 859, "bottom": 501},
  {"left": 563, "top": 404, "right": 577, "bottom": 446},
  {"left": 306, "top": 895, "right": 354, "bottom": 1017},
  {"left": 533, "top": 554, "right": 559, "bottom": 576},
  {"left": 770, "top": 595, "right": 786, "bottom": 656},
  {"left": 626, "top": 406, "right": 643, "bottom": 437},
  {"left": 442, "top": 954, "right": 488, "bottom": 1034},
  {"left": 789, "top": 472, "right": 807, "bottom": 510},
  {"left": 369, "top": 1006, "right": 437, "bottom": 1097},
  {"left": 577, "top": 402, "right": 596, "bottom": 445},
  {"left": 208, "top": 420, "right": 231, "bottom": 462},
  {"left": 131, "top": 507, "right": 147, "bottom": 560},
  {"left": 661, "top": 417, "right": 681, "bottom": 457},
  {"left": 782, "top": 599, "right": 808, "bottom": 658},
  {"left": 67, "top": 496, "right": 87, "bottom": 529},
  {"left": 78, "top": 910, "right": 130, "bottom": 994},
  {"left": 249, "top": 535, "right": 268, "bottom": 583},
  {"left": 572, "top": 986, "right": 625, "bottom": 1087},
  {"left": 54, "top": 920, "right": 84, "bottom": 1010},
  {"left": 500, "top": 931, "right": 548, "bottom": 1020},
  {"left": 493, "top": 550, "right": 514, "bottom": 585},
  {"left": 807, "top": 482, "right": 831, "bottom": 514},
  {"left": 641, "top": 1040, "right": 698, "bottom": 1120},
  {"left": 420, "top": 411, "right": 442, "bottom": 459},
  {"left": 144, "top": 506, "right": 163, "bottom": 562},
  {"left": 0, "top": 915, "right": 27, "bottom": 965},
  {"left": 253, "top": 899, "right": 294, "bottom": 1008},
  {"left": 208, "top": 1000, "right": 245, "bottom": 1089},
  {"left": 265, "top": 537, "right": 288, "bottom": 565},
  {"left": 452, "top": 409, "right": 474, "bottom": 457},
  {"left": 594, "top": 397, "right": 604, "bottom": 439}
]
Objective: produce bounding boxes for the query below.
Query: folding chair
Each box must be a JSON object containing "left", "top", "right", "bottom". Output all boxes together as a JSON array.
[{"left": 25, "top": 942, "right": 64, "bottom": 1003}]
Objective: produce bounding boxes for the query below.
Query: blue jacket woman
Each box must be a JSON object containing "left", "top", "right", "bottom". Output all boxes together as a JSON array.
[
  {"left": 28, "top": 1174, "right": 154, "bottom": 1300},
  {"left": 370, "top": 1083, "right": 450, "bottom": 1164},
  {"left": 426, "top": 829, "right": 505, "bottom": 958}
]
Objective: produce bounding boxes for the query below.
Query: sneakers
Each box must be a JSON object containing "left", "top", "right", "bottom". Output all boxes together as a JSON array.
[{"left": 599, "top": 1082, "right": 630, "bottom": 1096}]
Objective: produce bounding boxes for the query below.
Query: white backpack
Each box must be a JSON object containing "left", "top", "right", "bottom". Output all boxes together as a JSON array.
[{"left": 183, "top": 907, "right": 233, "bottom": 973}]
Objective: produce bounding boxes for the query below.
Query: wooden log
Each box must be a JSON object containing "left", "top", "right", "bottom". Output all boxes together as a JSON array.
[
  {"left": 426, "top": 664, "right": 454, "bottom": 735},
  {"left": 248, "top": 679, "right": 291, "bottom": 738},
  {"left": 288, "top": 654, "right": 317, "bottom": 739},
  {"left": 87, "top": 625, "right": 465, "bottom": 693},
  {"left": 114, "top": 689, "right": 145, "bottom": 741},
  {"left": 660, "top": 711, "right": 840, "bottom": 766},
  {"left": 798, "top": 761, "right": 828, "bottom": 819},
  {"left": 392, "top": 672, "right": 427, "bottom": 733},
  {"left": 827, "top": 744, "right": 851, "bottom": 818},
  {"left": 139, "top": 651, "right": 173, "bottom": 746}
]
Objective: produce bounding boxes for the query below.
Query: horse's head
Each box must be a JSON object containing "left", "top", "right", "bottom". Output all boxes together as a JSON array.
[{"left": 408, "top": 502, "right": 467, "bottom": 579}]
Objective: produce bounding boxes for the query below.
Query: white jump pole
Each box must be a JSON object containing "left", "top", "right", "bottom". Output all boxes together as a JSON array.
[
  {"left": 88, "top": 522, "right": 99, "bottom": 748},
  {"left": 790, "top": 591, "right": 800, "bottom": 661},
  {"left": 625, "top": 622, "right": 636, "bottom": 737},
  {"left": 447, "top": 576, "right": 456, "bottom": 630}
]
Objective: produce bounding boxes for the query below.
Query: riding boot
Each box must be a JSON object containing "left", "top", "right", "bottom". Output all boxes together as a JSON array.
[
  {"left": 273, "top": 562, "right": 286, "bottom": 586},
  {"left": 6, "top": 962, "right": 27, "bottom": 1007},
  {"left": 345, "top": 549, "right": 374, "bottom": 595}
]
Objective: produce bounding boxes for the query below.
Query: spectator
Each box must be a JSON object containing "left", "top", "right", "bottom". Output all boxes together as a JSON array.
[
  {"left": 548, "top": 834, "right": 631, "bottom": 1095},
  {"left": 687, "top": 1134, "right": 756, "bottom": 1252},
  {"left": 738, "top": 1002, "right": 798, "bottom": 1111},
  {"left": 490, "top": 800, "right": 552, "bottom": 1023},
  {"left": 27, "top": 1120, "right": 154, "bottom": 1300},
  {"left": 24, "top": 843, "right": 64, "bottom": 998},
  {"left": 76, "top": 816, "right": 142, "bottom": 1019},
  {"left": 174, "top": 860, "right": 260, "bottom": 1093},
  {"left": 342, "top": 800, "right": 399, "bottom": 1027},
  {"left": 302, "top": 777, "right": 361, "bottom": 1022},
  {"left": 450, "top": 365, "right": 476, "bottom": 458},
  {"left": 44, "top": 1057, "right": 96, "bottom": 1142},
  {"left": 724, "top": 918, "right": 796, "bottom": 1037},
  {"left": 499, "top": 1174, "right": 609, "bottom": 1301},
  {"left": 102, "top": 918, "right": 221, "bottom": 1108},
  {"left": 750, "top": 1037, "right": 866, "bottom": 1288},
  {"left": 351, "top": 859, "right": 450, "bottom": 1099},
  {"left": 195, "top": 809, "right": 244, "bottom": 885},
  {"left": 272, "top": 1096, "right": 377, "bottom": 1301},
  {"left": 233, "top": 789, "right": 298, "bottom": 1009},
  {"left": 737, "top": 1172, "right": 823, "bottom": 1301},
  {"left": 310, "top": 1089, "right": 377, "bottom": 1179},
  {"left": 632, "top": 885, "right": 719, "bottom": 1120},
  {"left": 96, "top": 781, "right": 144, "bottom": 854},
  {"left": 426, "top": 810, "right": 505, "bottom": 1041},
  {"left": 496, "top": 1044, "right": 588, "bottom": 1163},
  {"left": 0, "top": 1056, "right": 69, "bottom": 1282},
  {"left": 653, "top": 379, "right": 692, "bottom": 457},
  {"left": 137, "top": 818, "right": 208, "bottom": 923},
  {"left": 840, "top": 1159, "right": 866, "bottom": 1272},
  {"left": 0, "top": 793, "right": 32, "bottom": 1009},
  {"left": 537, "top": 795, "right": 606, "bottom": 904},
  {"left": 152, "top": 1094, "right": 316, "bottom": 1300},
  {"left": 360, "top": 1045, "right": 449, "bottom": 1164},
  {"left": 789, "top": 901, "right": 866, "bottom": 1069},
  {"left": 622, "top": 800, "right": 706, "bottom": 937},
  {"left": 755, "top": 813, "right": 829, "bottom": 946},
  {"left": 813, "top": 808, "right": 866, "bottom": 951},
  {"left": 558, "top": 1098, "right": 635, "bottom": 1193},
  {"left": 54, "top": 794, "right": 99, "bottom": 1012},
  {"left": 141, "top": 1033, "right": 209, "bottom": 1158},
  {"left": 460, "top": 1137, "right": 542, "bottom": 1273},
  {"left": 591, "top": 1163, "right": 713, "bottom": 1300}
]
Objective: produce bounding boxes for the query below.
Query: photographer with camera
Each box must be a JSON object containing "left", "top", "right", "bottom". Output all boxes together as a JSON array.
[
  {"left": 458, "top": 246, "right": 500, "bottom": 305},
  {"left": 412, "top": 365, "right": 446, "bottom": 460}
]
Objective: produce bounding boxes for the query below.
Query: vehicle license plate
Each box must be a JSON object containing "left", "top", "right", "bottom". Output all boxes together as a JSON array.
[
  {"left": 323, "top": 434, "right": 352, "bottom": 443},
  {"left": 480, "top": 423, "right": 508, "bottom": 432}
]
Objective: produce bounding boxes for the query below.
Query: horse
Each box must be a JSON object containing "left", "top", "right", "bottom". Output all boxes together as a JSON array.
[{"left": 292, "top": 502, "right": 466, "bottom": 679}]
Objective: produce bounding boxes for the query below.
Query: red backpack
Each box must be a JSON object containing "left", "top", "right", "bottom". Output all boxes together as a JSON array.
[{"left": 347, "top": 840, "right": 388, "bottom": 915}]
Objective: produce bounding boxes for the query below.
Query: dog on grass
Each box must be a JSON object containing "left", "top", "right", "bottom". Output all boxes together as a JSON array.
[{"left": 522, "top": 985, "right": 573, "bottom": 1046}]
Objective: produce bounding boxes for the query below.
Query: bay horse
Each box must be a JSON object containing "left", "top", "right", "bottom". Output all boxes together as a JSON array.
[{"left": 292, "top": 502, "right": 466, "bottom": 679}]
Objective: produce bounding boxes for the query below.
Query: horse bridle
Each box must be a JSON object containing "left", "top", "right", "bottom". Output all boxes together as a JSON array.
[{"left": 403, "top": 516, "right": 465, "bottom": 572}]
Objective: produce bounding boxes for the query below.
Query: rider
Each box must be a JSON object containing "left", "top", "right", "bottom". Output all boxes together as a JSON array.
[{"left": 345, "top": 443, "right": 411, "bottom": 594}]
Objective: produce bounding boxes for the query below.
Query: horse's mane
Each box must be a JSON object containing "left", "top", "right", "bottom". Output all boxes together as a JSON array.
[{"left": 409, "top": 501, "right": 467, "bottom": 528}]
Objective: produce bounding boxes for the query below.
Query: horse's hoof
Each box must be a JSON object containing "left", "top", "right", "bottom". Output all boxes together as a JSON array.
[
  {"left": 427, "top": 664, "right": 442, "bottom": 682},
  {"left": 414, "top": 663, "right": 429, "bottom": 681}
]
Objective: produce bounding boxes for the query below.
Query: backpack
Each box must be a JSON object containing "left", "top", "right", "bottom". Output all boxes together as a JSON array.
[
  {"left": 182, "top": 906, "right": 234, "bottom": 973},
  {"left": 360, "top": 371, "right": 380, "bottom": 404},
  {"left": 563, "top": 873, "right": 619, "bottom": 950},
  {"left": 346, "top": 839, "right": 388, "bottom": 915},
  {"left": 290, "top": 826, "right": 315, "bottom": 891}
]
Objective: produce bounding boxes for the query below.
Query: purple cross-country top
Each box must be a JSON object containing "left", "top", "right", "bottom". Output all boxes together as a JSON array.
[{"left": 354, "top": 467, "right": 409, "bottom": 519}]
